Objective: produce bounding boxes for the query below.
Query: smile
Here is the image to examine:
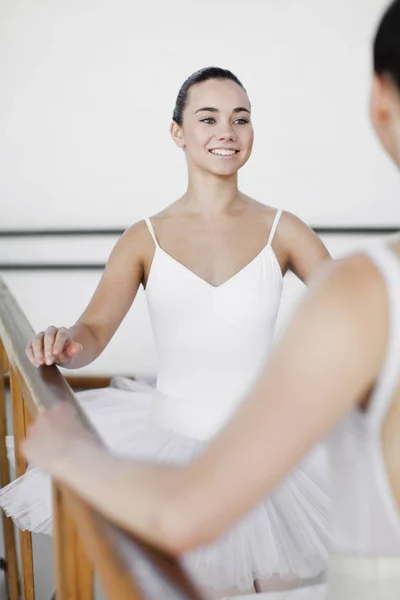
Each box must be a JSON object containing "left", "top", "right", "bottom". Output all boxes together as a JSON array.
[{"left": 209, "top": 149, "right": 239, "bottom": 157}]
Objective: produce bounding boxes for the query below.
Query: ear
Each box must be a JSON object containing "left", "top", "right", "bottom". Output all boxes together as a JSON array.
[
  {"left": 170, "top": 121, "right": 185, "bottom": 149},
  {"left": 370, "top": 73, "right": 391, "bottom": 129}
]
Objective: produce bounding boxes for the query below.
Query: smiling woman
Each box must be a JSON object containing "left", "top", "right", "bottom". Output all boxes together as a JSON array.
[
  {"left": 0, "top": 66, "right": 331, "bottom": 597},
  {"left": 170, "top": 67, "right": 254, "bottom": 179}
]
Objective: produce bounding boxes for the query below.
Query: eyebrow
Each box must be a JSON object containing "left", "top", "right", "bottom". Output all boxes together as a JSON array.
[{"left": 194, "top": 106, "right": 250, "bottom": 114}]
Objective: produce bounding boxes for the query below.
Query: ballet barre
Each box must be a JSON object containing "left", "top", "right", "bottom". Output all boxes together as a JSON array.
[
  {"left": 0, "top": 277, "right": 202, "bottom": 600},
  {"left": 1, "top": 225, "right": 397, "bottom": 272}
]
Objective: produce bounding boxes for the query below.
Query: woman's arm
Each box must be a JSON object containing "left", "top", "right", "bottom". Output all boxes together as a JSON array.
[
  {"left": 26, "top": 221, "right": 151, "bottom": 369},
  {"left": 277, "top": 212, "right": 331, "bottom": 284},
  {"left": 22, "top": 253, "right": 389, "bottom": 553}
]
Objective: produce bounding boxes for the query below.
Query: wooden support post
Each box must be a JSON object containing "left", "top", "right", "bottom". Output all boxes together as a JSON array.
[
  {"left": 53, "top": 484, "right": 94, "bottom": 600},
  {"left": 0, "top": 341, "right": 20, "bottom": 600},
  {"left": 10, "top": 368, "right": 35, "bottom": 600}
]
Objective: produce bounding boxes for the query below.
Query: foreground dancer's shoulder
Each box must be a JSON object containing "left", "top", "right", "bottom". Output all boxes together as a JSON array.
[{"left": 304, "top": 252, "right": 389, "bottom": 381}]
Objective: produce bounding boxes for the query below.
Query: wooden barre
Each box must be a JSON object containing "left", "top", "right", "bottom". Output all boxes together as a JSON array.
[{"left": 0, "top": 277, "right": 203, "bottom": 600}]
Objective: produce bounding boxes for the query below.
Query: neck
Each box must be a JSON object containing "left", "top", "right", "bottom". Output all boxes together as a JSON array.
[{"left": 183, "top": 169, "right": 241, "bottom": 217}]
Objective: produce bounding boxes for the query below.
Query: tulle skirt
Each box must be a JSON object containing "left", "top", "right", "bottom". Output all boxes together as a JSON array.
[{"left": 0, "top": 378, "right": 331, "bottom": 593}]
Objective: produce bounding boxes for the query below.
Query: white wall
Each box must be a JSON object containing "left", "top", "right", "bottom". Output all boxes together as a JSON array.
[{"left": 1, "top": 0, "right": 399, "bottom": 375}]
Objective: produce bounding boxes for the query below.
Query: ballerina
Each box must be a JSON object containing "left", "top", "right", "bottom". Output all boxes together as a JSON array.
[{"left": 1, "top": 66, "right": 331, "bottom": 597}]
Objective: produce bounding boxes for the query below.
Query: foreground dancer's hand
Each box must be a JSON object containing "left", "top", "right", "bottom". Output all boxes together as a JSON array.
[
  {"left": 22, "top": 404, "right": 100, "bottom": 470},
  {"left": 21, "top": 252, "right": 390, "bottom": 554},
  {"left": 21, "top": 402, "right": 188, "bottom": 551}
]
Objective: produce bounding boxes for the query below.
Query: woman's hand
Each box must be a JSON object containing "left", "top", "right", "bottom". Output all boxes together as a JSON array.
[{"left": 26, "top": 326, "right": 83, "bottom": 367}]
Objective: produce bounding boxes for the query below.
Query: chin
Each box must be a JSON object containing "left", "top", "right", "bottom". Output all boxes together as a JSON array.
[
  {"left": 206, "top": 158, "right": 248, "bottom": 178},
  {"left": 209, "top": 165, "right": 241, "bottom": 177}
]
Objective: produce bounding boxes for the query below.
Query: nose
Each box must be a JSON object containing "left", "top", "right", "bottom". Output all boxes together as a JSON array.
[{"left": 216, "top": 122, "right": 237, "bottom": 142}]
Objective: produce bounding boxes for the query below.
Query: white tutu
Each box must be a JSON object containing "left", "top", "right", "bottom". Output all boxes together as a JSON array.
[{"left": 0, "top": 378, "right": 331, "bottom": 593}]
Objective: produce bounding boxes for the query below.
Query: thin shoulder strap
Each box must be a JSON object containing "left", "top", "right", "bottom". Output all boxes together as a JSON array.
[
  {"left": 267, "top": 209, "right": 283, "bottom": 246},
  {"left": 145, "top": 218, "right": 159, "bottom": 248}
]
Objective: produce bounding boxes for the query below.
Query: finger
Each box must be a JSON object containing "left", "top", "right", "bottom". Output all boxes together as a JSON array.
[
  {"left": 52, "top": 328, "right": 70, "bottom": 356},
  {"left": 53, "top": 349, "right": 73, "bottom": 366},
  {"left": 43, "top": 326, "right": 58, "bottom": 365},
  {"left": 54, "top": 342, "right": 82, "bottom": 365},
  {"left": 66, "top": 342, "right": 83, "bottom": 356},
  {"left": 31, "top": 332, "right": 45, "bottom": 365}
]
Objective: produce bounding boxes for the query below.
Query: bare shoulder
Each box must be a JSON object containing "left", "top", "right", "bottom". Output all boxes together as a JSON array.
[
  {"left": 241, "top": 198, "right": 284, "bottom": 224},
  {"left": 118, "top": 219, "right": 153, "bottom": 248},
  {"left": 312, "top": 251, "right": 384, "bottom": 288},
  {"left": 308, "top": 252, "right": 389, "bottom": 336},
  {"left": 248, "top": 207, "right": 330, "bottom": 279},
  {"left": 275, "top": 210, "right": 315, "bottom": 239},
  {"left": 246, "top": 204, "right": 313, "bottom": 236},
  {"left": 107, "top": 220, "right": 154, "bottom": 269},
  {"left": 284, "top": 251, "right": 389, "bottom": 388}
]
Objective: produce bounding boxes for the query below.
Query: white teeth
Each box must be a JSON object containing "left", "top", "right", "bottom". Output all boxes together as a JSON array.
[{"left": 210, "top": 149, "right": 237, "bottom": 156}]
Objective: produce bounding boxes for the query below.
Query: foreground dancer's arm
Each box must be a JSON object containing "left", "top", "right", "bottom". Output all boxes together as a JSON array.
[{"left": 21, "top": 252, "right": 387, "bottom": 554}]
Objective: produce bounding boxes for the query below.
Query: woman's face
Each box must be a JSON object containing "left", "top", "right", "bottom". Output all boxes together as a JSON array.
[
  {"left": 370, "top": 73, "right": 400, "bottom": 168},
  {"left": 171, "top": 78, "right": 254, "bottom": 177}
]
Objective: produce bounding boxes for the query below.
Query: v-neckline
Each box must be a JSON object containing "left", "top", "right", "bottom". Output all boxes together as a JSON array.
[{"left": 153, "top": 243, "right": 282, "bottom": 290}]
